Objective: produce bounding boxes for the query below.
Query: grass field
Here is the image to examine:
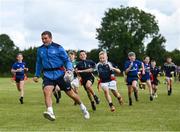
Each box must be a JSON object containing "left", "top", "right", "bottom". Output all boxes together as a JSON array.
[{"left": 0, "top": 77, "right": 179, "bottom": 131}]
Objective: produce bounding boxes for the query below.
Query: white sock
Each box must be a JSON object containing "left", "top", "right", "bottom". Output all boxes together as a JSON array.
[
  {"left": 80, "top": 103, "right": 86, "bottom": 111},
  {"left": 47, "top": 107, "right": 54, "bottom": 114}
]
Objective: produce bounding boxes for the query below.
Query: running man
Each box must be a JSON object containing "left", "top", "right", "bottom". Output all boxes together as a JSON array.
[
  {"left": 140, "top": 56, "right": 154, "bottom": 101},
  {"left": 163, "top": 57, "right": 176, "bottom": 96},
  {"left": 124, "top": 52, "right": 145, "bottom": 106},
  {"left": 150, "top": 60, "right": 160, "bottom": 98},
  {"left": 96, "top": 51, "right": 123, "bottom": 112},
  {"left": 76, "top": 50, "right": 100, "bottom": 111},
  {"left": 33, "top": 31, "right": 90, "bottom": 121},
  {"left": 11, "top": 53, "right": 28, "bottom": 104}
]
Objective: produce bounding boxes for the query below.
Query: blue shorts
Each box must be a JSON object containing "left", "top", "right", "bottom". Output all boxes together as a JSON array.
[
  {"left": 126, "top": 77, "right": 138, "bottom": 85},
  {"left": 141, "top": 76, "right": 150, "bottom": 82},
  {"left": 43, "top": 76, "right": 71, "bottom": 92},
  {"left": 15, "top": 77, "right": 24, "bottom": 83}
]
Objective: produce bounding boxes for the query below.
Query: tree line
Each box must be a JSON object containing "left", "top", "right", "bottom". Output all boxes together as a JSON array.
[{"left": 0, "top": 6, "right": 179, "bottom": 76}]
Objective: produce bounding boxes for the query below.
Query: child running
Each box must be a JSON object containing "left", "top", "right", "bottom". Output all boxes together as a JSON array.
[
  {"left": 150, "top": 60, "right": 160, "bottom": 98},
  {"left": 96, "top": 51, "right": 123, "bottom": 112},
  {"left": 76, "top": 50, "right": 100, "bottom": 111},
  {"left": 163, "top": 57, "right": 176, "bottom": 95},
  {"left": 140, "top": 56, "right": 154, "bottom": 101},
  {"left": 69, "top": 51, "right": 80, "bottom": 105},
  {"left": 11, "top": 53, "right": 28, "bottom": 104},
  {"left": 124, "top": 52, "right": 145, "bottom": 106}
]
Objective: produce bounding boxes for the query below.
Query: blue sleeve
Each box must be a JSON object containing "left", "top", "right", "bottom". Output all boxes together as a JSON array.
[
  {"left": 124, "top": 61, "right": 129, "bottom": 70},
  {"left": 35, "top": 48, "right": 42, "bottom": 77},
  {"left": 12, "top": 63, "right": 17, "bottom": 70},
  {"left": 136, "top": 60, "right": 142, "bottom": 68},
  {"left": 59, "top": 46, "right": 73, "bottom": 71}
]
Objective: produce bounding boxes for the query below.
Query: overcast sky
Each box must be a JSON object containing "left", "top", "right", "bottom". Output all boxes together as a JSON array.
[{"left": 0, "top": 0, "right": 180, "bottom": 51}]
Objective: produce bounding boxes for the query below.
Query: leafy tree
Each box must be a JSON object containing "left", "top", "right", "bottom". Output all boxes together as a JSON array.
[
  {"left": 22, "top": 47, "right": 37, "bottom": 76},
  {"left": 96, "top": 6, "right": 162, "bottom": 69},
  {"left": 167, "top": 49, "right": 180, "bottom": 66},
  {"left": 146, "top": 34, "right": 166, "bottom": 65},
  {"left": 0, "top": 34, "right": 19, "bottom": 75}
]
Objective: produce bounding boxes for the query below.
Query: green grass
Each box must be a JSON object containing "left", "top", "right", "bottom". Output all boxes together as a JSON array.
[{"left": 0, "top": 77, "right": 180, "bottom": 131}]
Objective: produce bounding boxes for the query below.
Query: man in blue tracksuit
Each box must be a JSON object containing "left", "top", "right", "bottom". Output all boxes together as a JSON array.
[{"left": 33, "top": 31, "right": 89, "bottom": 121}]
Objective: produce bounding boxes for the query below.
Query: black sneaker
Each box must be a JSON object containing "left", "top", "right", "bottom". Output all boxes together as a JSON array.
[
  {"left": 150, "top": 95, "right": 153, "bottom": 101},
  {"left": 19, "top": 97, "right": 23, "bottom": 104},
  {"left": 168, "top": 90, "right": 171, "bottom": 96},
  {"left": 91, "top": 101, "right": 96, "bottom": 111},
  {"left": 56, "top": 98, "right": 60, "bottom": 104},
  {"left": 94, "top": 95, "right": 100, "bottom": 104},
  {"left": 129, "top": 98, "right": 132, "bottom": 106},
  {"left": 134, "top": 92, "right": 139, "bottom": 102}
]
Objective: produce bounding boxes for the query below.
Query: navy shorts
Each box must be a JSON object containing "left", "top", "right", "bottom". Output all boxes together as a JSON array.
[
  {"left": 141, "top": 76, "right": 150, "bottom": 82},
  {"left": 43, "top": 76, "right": 71, "bottom": 92},
  {"left": 151, "top": 79, "right": 159, "bottom": 85},
  {"left": 82, "top": 76, "right": 94, "bottom": 90},
  {"left": 126, "top": 77, "right": 138, "bottom": 85},
  {"left": 15, "top": 77, "right": 24, "bottom": 83}
]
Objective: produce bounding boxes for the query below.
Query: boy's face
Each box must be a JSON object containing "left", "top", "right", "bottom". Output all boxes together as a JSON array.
[
  {"left": 69, "top": 53, "right": 75, "bottom": 61},
  {"left": 17, "top": 54, "right": 23, "bottom": 61},
  {"left": 167, "top": 58, "right": 172, "bottom": 63},
  {"left": 151, "top": 61, "right": 156, "bottom": 67},
  {"left": 144, "top": 57, "right": 150, "bottom": 63},
  {"left": 79, "top": 52, "right": 87, "bottom": 60},
  {"left": 99, "top": 54, "right": 107, "bottom": 63},
  {"left": 128, "top": 55, "right": 136, "bottom": 61}
]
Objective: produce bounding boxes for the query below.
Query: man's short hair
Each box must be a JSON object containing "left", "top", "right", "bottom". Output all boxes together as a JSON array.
[
  {"left": 79, "top": 50, "right": 86, "bottom": 54},
  {"left": 41, "top": 31, "right": 52, "bottom": 38},
  {"left": 128, "top": 52, "right": 135, "bottom": 57}
]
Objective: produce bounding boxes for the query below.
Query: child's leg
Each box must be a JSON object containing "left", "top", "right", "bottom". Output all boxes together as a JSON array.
[
  {"left": 166, "top": 78, "right": 171, "bottom": 95},
  {"left": 16, "top": 83, "right": 21, "bottom": 92},
  {"left": 86, "top": 80, "right": 100, "bottom": 104},
  {"left": 19, "top": 80, "right": 25, "bottom": 97},
  {"left": 128, "top": 85, "right": 133, "bottom": 105},
  {"left": 169, "top": 78, "right": 173, "bottom": 95},
  {"left": 19, "top": 80, "right": 25, "bottom": 104},
  {"left": 132, "top": 80, "right": 138, "bottom": 101},
  {"left": 146, "top": 80, "right": 153, "bottom": 101},
  {"left": 111, "top": 89, "right": 123, "bottom": 105}
]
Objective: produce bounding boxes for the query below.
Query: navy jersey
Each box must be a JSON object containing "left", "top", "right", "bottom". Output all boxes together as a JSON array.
[
  {"left": 96, "top": 62, "right": 116, "bottom": 83},
  {"left": 124, "top": 60, "right": 142, "bottom": 77},
  {"left": 76, "top": 60, "right": 96, "bottom": 79},
  {"left": 163, "top": 62, "right": 176, "bottom": 77},
  {"left": 150, "top": 66, "right": 160, "bottom": 79},
  {"left": 12, "top": 62, "right": 26, "bottom": 79},
  {"left": 141, "top": 63, "right": 151, "bottom": 80}
]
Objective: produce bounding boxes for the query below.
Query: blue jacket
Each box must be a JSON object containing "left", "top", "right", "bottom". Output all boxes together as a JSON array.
[{"left": 35, "top": 42, "right": 73, "bottom": 80}]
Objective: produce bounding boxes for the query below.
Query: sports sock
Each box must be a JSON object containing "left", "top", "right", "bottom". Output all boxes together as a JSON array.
[
  {"left": 109, "top": 102, "right": 113, "bottom": 107},
  {"left": 47, "top": 107, "right": 54, "bottom": 114},
  {"left": 80, "top": 103, "right": 86, "bottom": 111}
]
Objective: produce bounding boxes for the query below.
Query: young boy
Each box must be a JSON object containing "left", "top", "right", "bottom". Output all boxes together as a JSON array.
[
  {"left": 140, "top": 56, "right": 154, "bottom": 101},
  {"left": 11, "top": 53, "right": 28, "bottom": 104},
  {"left": 76, "top": 50, "right": 100, "bottom": 111},
  {"left": 69, "top": 51, "right": 80, "bottom": 105},
  {"left": 124, "top": 52, "right": 145, "bottom": 106},
  {"left": 150, "top": 60, "right": 160, "bottom": 98},
  {"left": 163, "top": 57, "right": 176, "bottom": 95},
  {"left": 96, "top": 51, "right": 123, "bottom": 112}
]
